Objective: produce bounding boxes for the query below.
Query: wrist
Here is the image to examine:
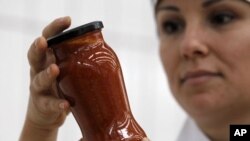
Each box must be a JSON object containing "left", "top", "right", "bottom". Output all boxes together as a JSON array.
[{"left": 19, "top": 118, "right": 59, "bottom": 141}]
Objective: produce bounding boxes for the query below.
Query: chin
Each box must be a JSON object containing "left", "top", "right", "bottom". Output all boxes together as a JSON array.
[{"left": 180, "top": 91, "right": 226, "bottom": 117}]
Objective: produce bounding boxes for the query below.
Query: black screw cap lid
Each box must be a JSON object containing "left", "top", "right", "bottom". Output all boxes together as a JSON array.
[{"left": 47, "top": 21, "right": 104, "bottom": 47}]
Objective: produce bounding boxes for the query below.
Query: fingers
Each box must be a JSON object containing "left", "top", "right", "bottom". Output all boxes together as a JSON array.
[
  {"left": 31, "top": 64, "right": 59, "bottom": 94},
  {"left": 28, "top": 36, "right": 48, "bottom": 73},
  {"left": 42, "top": 16, "right": 71, "bottom": 39},
  {"left": 37, "top": 95, "right": 70, "bottom": 114},
  {"left": 28, "top": 16, "right": 71, "bottom": 73},
  {"left": 31, "top": 64, "right": 70, "bottom": 113},
  {"left": 25, "top": 17, "right": 72, "bottom": 131}
]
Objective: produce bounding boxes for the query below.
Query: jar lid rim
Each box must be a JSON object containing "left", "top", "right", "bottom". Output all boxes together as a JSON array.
[{"left": 47, "top": 21, "right": 104, "bottom": 47}]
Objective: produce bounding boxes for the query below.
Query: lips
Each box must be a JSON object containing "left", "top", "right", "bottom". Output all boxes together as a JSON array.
[{"left": 180, "top": 70, "right": 223, "bottom": 85}]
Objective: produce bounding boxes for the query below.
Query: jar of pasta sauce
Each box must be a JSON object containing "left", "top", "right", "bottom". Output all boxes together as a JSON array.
[{"left": 47, "top": 21, "right": 147, "bottom": 141}]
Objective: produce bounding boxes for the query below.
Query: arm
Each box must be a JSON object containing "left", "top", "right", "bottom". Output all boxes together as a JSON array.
[{"left": 19, "top": 16, "right": 71, "bottom": 141}]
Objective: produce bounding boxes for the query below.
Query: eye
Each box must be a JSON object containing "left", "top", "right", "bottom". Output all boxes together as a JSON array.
[
  {"left": 210, "top": 11, "right": 235, "bottom": 26},
  {"left": 161, "top": 20, "right": 183, "bottom": 35}
]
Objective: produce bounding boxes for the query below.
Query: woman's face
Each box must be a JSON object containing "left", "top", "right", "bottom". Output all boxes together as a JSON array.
[{"left": 156, "top": 0, "right": 250, "bottom": 120}]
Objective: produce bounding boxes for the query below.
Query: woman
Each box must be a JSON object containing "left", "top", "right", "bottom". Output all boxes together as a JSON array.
[
  {"left": 155, "top": 0, "right": 250, "bottom": 141},
  {"left": 20, "top": 0, "right": 250, "bottom": 141}
]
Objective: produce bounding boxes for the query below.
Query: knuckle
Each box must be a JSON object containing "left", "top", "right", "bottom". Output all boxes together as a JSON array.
[
  {"left": 37, "top": 97, "right": 52, "bottom": 114},
  {"left": 29, "top": 83, "right": 36, "bottom": 95},
  {"left": 27, "top": 48, "right": 32, "bottom": 61},
  {"left": 27, "top": 42, "right": 36, "bottom": 64},
  {"left": 42, "top": 98, "right": 51, "bottom": 111},
  {"left": 32, "top": 70, "right": 50, "bottom": 93},
  {"left": 43, "top": 98, "right": 60, "bottom": 113},
  {"left": 27, "top": 37, "right": 43, "bottom": 66}
]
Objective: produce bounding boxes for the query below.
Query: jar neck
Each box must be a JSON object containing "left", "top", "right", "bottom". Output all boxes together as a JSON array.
[
  {"left": 74, "top": 29, "right": 104, "bottom": 44},
  {"left": 52, "top": 29, "right": 105, "bottom": 61}
]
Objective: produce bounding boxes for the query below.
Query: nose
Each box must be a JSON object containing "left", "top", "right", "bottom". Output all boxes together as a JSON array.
[{"left": 180, "top": 26, "right": 209, "bottom": 60}]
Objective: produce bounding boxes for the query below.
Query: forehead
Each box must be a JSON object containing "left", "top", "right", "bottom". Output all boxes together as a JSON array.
[
  {"left": 156, "top": 0, "right": 214, "bottom": 6},
  {"left": 155, "top": 0, "right": 250, "bottom": 13},
  {"left": 155, "top": 0, "right": 203, "bottom": 11},
  {"left": 156, "top": 0, "right": 250, "bottom": 6},
  {"left": 155, "top": 0, "right": 204, "bottom": 13}
]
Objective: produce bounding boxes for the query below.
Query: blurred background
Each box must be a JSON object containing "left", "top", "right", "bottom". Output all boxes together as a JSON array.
[{"left": 0, "top": 0, "right": 186, "bottom": 140}]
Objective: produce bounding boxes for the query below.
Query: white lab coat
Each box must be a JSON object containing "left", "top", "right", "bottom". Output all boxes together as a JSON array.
[{"left": 176, "top": 118, "right": 210, "bottom": 141}]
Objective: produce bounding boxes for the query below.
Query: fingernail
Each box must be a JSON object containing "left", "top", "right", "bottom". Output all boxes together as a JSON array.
[{"left": 59, "top": 102, "right": 65, "bottom": 109}]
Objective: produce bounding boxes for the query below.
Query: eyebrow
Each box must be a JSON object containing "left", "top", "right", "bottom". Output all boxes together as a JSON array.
[
  {"left": 155, "top": 0, "right": 250, "bottom": 14},
  {"left": 202, "top": 0, "right": 223, "bottom": 7},
  {"left": 203, "top": 0, "right": 250, "bottom": 7},
  {"left": 155, "top": 5, "right": 180, "bottom": 14}
]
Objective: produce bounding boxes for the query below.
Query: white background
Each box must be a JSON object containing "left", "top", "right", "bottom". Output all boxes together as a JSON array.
[{"left": 0, "top": 0, "right": 186, "bottom": 140}]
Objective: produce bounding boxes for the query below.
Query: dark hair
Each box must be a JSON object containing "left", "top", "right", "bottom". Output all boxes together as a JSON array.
[{"left": 154, "top": 0, "right": 162, "bottom": 14}]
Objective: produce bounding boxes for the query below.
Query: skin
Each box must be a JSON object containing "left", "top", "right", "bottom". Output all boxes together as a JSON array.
[
  {"left": 19, "top": 16, "right": 150, "bottom": 141},
  {"left": 155, "top": 0, "right": 250, "bottom": 141},
  {"left": 19, "top": 16, "right": 72, "bottom": 141}
]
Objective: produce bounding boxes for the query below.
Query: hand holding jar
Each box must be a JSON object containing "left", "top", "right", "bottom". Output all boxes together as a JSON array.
[{"left": 19, "top": 16, "right": 72, "bottom": 141}]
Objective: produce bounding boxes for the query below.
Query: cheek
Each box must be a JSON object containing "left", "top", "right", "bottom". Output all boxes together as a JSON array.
[
  {"left": 215, "top": 30, "right": 250, "bottom": 76},
  {"left": 160, "top": 44, "right": 171, "bottom": 76},
  {"left": 159, "top": 43, "right": 179, "bottom": 90},
  {"left": 211, "top": 28, "right": 250, "bottom": 95},
  {"left": 224, "top": 44, "right": 250, "bottom": 88}
]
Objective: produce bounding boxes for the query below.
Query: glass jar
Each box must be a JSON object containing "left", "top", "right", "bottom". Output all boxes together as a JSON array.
[{"left": 47, "top": 21, "right": 147, "bottom": 141}]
